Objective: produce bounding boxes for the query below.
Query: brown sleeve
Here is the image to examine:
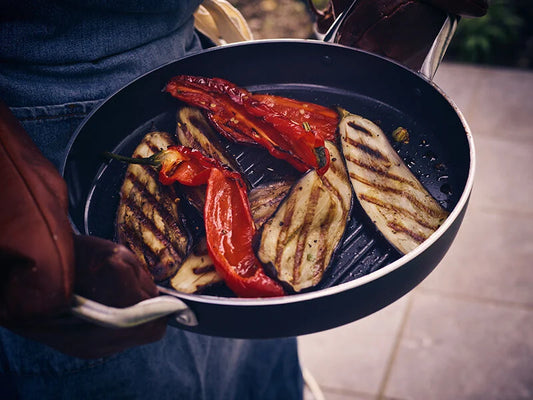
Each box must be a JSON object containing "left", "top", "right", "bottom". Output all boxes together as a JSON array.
[{"left": 0, "top": 101, "right": 75, "bottom": 325}]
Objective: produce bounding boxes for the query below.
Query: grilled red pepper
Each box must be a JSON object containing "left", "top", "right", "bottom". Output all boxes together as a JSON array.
[
  {"left": 107, "top": 146, "right": 285, "bottom": 298},
  {"left": 204, "top": 168, "right": 285, "bottom": 297},
  {"left": 165, "top": 75, "right": 330, "bottom": 175},
  {"left": 251, "top": 94, "right": 339, "bottom": 142}
]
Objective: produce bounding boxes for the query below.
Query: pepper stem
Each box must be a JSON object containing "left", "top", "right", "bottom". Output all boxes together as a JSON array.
[{"left": 102, "top": 151, "right": 159, "bottom": 166}]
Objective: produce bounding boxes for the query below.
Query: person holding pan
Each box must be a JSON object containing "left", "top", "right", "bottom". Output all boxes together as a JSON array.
[{"left": 0, "top": 0, "right": 487, "bottom": 398}]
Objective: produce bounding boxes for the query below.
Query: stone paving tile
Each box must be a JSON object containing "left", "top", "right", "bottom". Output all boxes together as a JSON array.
[
  {"left": 304, "top": 386, "right": 373, "bottom": 400},
  {"left": 468, "top": 136, "right": 533, "bottom": 214},
  {"left": 434, "top": 62, "right": 484, "bottom": 116},
  {"left": 383, "top": 291, "right": 533, "bottom": 400},
  {"left": 298, "top": 296, "right": 410, "bottom": 397},
  {"left": 421, "top": 203, "right": 533, "bottom": 306},
  {"left": 435, "top": 63, "right": 533, "bottom": 142}
]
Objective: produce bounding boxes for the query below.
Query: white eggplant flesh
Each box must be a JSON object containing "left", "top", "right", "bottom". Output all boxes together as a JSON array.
[
  {"left": 170, "top": 238, "right": 223, "bottom": 293},
  {"left": 338, "top": 110, "right": 449, "bottom": 255},
  {"left": 257, "top": 141, "right": 353, "bottom": 292}
]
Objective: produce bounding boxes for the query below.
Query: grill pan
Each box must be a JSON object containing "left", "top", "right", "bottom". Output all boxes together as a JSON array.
[{"left": 62, "top": 37, "right": 474, "bottom": 338}]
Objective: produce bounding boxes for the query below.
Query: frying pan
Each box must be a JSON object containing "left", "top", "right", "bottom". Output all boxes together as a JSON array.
[{"left": 62, "top": 18, "right": 474, "bottom": 338}]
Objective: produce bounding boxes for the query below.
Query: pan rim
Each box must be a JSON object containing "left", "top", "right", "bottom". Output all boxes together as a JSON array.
[{"left": 61, "top": 38, "right": 475, "bottom": 307}]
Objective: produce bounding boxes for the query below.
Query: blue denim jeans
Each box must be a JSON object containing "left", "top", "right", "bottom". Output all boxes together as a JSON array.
[
  {"left": 1, "top": 2, "right": 303, "bottom": 398},
  {"left": 0, "top": 327, "right": 302, "bottom": 400}
]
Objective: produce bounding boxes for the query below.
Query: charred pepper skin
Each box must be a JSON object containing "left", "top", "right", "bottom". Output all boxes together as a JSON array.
[{"left": 165, "top": 75, "right": 332, "bottom": 175}]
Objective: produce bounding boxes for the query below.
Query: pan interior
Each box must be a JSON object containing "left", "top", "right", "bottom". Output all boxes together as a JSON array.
[{"left": 81, "top": 81, "right": 463, "bottom": 293}]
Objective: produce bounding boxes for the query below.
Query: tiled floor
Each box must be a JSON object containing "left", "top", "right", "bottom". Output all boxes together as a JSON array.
[{"left": 298, "top": 62, "right": 533, "bottom": 400}]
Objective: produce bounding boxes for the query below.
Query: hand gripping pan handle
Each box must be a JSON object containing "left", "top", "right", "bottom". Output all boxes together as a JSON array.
[
  {"left": 71, "top": 289, "right": 198, "bottom": 328},
  {"left": 323, "top": 0, "right": 459, "bottom": 80}
]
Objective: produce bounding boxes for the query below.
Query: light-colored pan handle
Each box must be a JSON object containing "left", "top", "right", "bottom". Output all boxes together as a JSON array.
[
  {"left": 419, "top": 14, "right": 459, "bottom": 80},
  {"left": 71, "top": 292, "right": 198, "bottom": 328},
  {"left": 323, "top": 0, "right": 459, "bottom": 81}
]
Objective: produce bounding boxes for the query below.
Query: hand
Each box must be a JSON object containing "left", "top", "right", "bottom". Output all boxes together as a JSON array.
[
  {"left": 0, "top": 101, "right": 165, "bottom": 359},
  {"left": 10, "top": 235, "right": 167, "bottom": 359}
]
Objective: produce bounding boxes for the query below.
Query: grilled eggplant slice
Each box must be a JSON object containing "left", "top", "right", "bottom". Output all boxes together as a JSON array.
[
  {"left": 257, "top": 141, "right": 353, "bottom": 292},
  {"left": 116, "top": 131, "right": 191, "bottom": 281},
  {"left": 338, "top": 109, "right": 449, "bottom": 254},
  {"left": 249, "top": 180, "right": 294, "bottom": 229},
  {"left": 175, "top": 106, "right": 242, "bottom": 213},
  {"left": 176, "top": 106, "right": 239, "bottom": 171},
  {"left": 169, "top": 238, "right": 222, "bottom": 293},
  {"left": 170, "top": 179, "right": 293, "bottom": 294}
]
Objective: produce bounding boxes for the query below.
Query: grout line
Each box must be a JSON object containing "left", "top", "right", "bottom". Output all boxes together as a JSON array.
[
  {"left": 375, "top": 293, "right": 416, "bottom": 400},
  {"left": 417, "top": 286, "right": 533, "bottom": 311},
  {"left": 470, "top": 203, "right": 533, "bottom": 219}
]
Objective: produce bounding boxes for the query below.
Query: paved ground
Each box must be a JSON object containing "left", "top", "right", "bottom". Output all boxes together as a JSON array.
[{"left": 298, "top": 62, "right": 533, "bottom": 399}]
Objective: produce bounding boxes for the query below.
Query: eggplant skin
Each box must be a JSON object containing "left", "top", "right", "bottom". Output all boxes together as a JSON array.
[
  {"left": 257, "top": 141, "right": 353, "bottom": 292},
  {"left": 339, "top": 110, "right": 449, "bottom": 254},
  {"left": 116, "top": 131, "right": 191, "bottom": 281}
]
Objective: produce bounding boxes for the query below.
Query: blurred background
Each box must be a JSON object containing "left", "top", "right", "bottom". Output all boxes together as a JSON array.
[
  {"left": 226, "top": 1, "right": 533, "bottom": 399},
  {"left": 230, "top": 0, "right": 533, "bottom": 69}
]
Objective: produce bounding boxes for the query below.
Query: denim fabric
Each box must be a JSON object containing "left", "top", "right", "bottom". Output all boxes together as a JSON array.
[
  {"left": 0, "top": 1, "right": 303, "bottom": 398},
  {"left": 0, "top": 328, "right": 303, "bottom": 400},
  {"left": 0, "top": 0, "right": 204, "bottom": 107}
]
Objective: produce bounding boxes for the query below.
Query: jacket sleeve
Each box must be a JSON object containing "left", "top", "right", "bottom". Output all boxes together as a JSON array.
[{"left": 0, "top": 101, "right": 75, "bottom": 326}]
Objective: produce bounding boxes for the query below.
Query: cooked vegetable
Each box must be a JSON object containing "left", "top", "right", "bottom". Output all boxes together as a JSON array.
[
  {"left": 392, "top": 126, "right": 410, "bottom": 144},
  {"left": 204, "top": 168, "right": 284, "bottom": 297},
  {"left": 338, "top": 109, "right": 449, "bottom": 254},
  {"left": 170, "top": 179, "right": 293, "bottom": 294},
  {"left": 110, "top": 144, "right": 284, "bottom": 298},
  {"left": 251, "top": 93, "right": 339, "bottom": 141},
  {"left": 165, "top": 75, "right": 330, "bottom": 175},
  {"left": 116, "top": 131, "right": 191, "bottom": 281},
  {"left": 257, "top": 141, "right": 352, "bottom": 292},
  {"left": 170, "top": 238, "right": 222, "bottom": 294},
  {"left": 176, "top": 106, "right": 238, "bottom": 171}
]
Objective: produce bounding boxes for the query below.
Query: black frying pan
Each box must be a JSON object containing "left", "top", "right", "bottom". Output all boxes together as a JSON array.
[{"left": 62, "top": 39, "right": 474, "bottom": 338}]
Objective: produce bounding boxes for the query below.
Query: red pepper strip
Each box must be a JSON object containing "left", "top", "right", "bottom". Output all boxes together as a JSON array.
[
  {"left": 252, "top": 94, "right": 339, "bottom": 141},
  {"left": 158, "top": 146, "right": 219, "bottom": 186},
  {"left": 156, "top": 146, "right": 285, "bottom": 298},
  {"left": 205, "top": 168, "right": 285, "bottom": 297},
  {"left": 165, "top": 75, "right": 329, "bottom": 174}
]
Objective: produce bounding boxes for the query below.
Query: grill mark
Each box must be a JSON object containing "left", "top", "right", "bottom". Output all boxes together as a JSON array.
[
  {"left": 387, "top": 221, "right": 426, "bottom": 244},
  {"left": 193, "top": 265, "right": 216, "bottom": 275},
  {"left": 347, "top": 139, "right": 389, "bottom": 162},
  {"left": 292, "top": 180, "right": 321, "bottom": 284},
  {"left": 120, "top": 208, "right": 159, "bottom": 269},
  {"left": 359, "top": 193, "right": 441, "bottom": 231},
  {"left": 344, "top": 153, "right": 392, "bottom": 176},
  {"left": 122, "top": 189, "right": 185, "bottom": 264},
  {"left": 313, "top": 197, "right": 340, "bottom": 281},
  {"left": 129, "top": 161, "right": 159, "bottom": 182},
  {"left": 274, "top": 188, "right": 297, "bottom": 268},
  {"left": 177, "top": 122, "right": 200, "bottom": 148},
  {"left": 347, "top": 121, "right": 372, "bottom": 136},
  {"left": 320, "top": 170, "right": 349, "bottom": 211},
  {"left": 145, "top": 138, "right": 170, "bottom": 154},
  {"left": 349, "top": 172, "right": 445, "bottom": 218},
  {"left": 125, "top": 171, "right": 189, "bottom": 256}
]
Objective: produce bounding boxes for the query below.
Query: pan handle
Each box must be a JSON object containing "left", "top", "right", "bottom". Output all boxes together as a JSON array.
[
  {"left": 322, "top": 1, "right": 459, "bottom": 81},
  {"left": 419, "top": 13, "right": 459, "bottom": 80},
  {"left": 71, "top": 292, "right": 198, "bottom": 328}
]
